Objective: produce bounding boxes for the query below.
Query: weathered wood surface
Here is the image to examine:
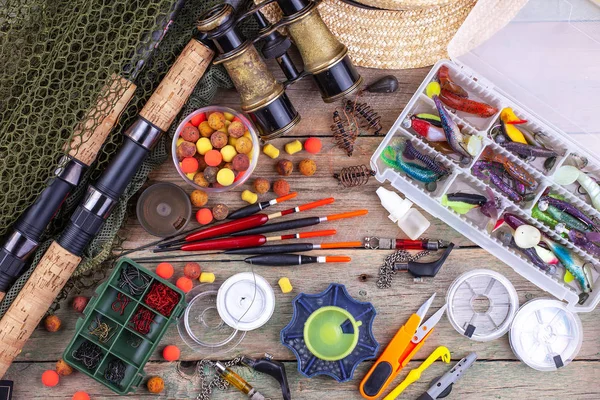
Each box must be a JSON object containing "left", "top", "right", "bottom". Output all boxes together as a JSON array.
[{"left": 6, "top": 64, "right": 600, "bottom": 399}]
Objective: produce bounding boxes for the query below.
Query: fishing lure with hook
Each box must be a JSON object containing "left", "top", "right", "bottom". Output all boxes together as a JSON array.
[
  {"left": 403, "top": 116, "right": 446, "bottom": 142},
  {"left": 555, "top": 165, "right": 600, "bottom": 211},
  {"left": 501, "top": 141, "right": 558, "bottom": 159},
  {"left": 437, "top": 65, "right": 468, "bottom": 98},
  {"left": 499, "top": 232, "right": 557, "bottom": 274},
  {"left": 429, "top": 83, "right": 471, "bottom": 162},
  {"left": 544, "top": 205, "right": 592, "bottom": 233},
  {"left": 472, "top": 161, "right": 523, "bottom": 203},
  {"left": 555, "top": 225, "right": 600, "bottom": 258},
  {"left": 538, "top": 195, "right": 597, "bottom": 230},
  {"left": 439, "top": 89, "right": 498, "bottom": 117},
  {"left": 481, "top": 148, "right": 538, "bottom": 188},
  {"left": 381, "top": 143, "right": 444, "bottom": 188},
  {"left": 403, "top": 140, "right": 450, "bottom": 177}
]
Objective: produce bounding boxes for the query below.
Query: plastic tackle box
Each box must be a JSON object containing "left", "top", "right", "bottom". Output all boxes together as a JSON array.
[
  {"left": 371, "top": 0, "right": 600, "bottom": 312},
  {"left": 63, "top": 258, "right": 187, "bottom": 394}
]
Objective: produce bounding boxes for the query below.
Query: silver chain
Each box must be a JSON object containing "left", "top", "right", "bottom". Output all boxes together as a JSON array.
[
  {"left": 376, "top": 249, "right": 430, "bottom": 289},
  {"left": 176, "top": 356, "right": 244, "bottom": 400}
]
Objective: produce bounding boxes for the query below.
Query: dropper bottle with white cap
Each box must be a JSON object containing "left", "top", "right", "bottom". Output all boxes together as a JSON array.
[{"left": 376, "top": 187, "right": 430, "bottom": 240}]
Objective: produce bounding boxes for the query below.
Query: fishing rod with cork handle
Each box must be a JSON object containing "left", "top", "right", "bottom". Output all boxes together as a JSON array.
[
  {"left": 0, "top": 36, "right": 214, "bottom": 378},
  {"left": 0, "top": 0, "right": 185, "bottom": 303}
]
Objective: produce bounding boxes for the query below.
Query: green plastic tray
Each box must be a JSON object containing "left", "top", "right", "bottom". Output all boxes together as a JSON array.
[{"left": 63, "top": 258, "right": 187, "bottom": 395}]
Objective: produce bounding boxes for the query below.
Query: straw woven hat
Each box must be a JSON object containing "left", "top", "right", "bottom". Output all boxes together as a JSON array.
[{"left": 258, "top": 0, "right": 478, "bottom": 69}]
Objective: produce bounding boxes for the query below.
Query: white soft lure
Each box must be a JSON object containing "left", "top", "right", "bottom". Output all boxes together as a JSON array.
[{"left": 555, "top": 165, "right": 600, "bottom": 211}]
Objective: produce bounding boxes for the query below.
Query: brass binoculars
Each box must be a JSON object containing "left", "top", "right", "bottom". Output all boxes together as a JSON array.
[{"left": 197, "top": 0, "right": 362, "bottom": 141}]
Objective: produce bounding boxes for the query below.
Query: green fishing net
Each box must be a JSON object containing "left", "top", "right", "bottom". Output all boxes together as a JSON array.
[{"left": 0, "top": 0, "right": 256, "bottom": 316}]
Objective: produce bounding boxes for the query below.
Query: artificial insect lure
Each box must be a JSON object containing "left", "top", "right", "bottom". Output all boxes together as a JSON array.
[
  {"left": 432, "top": 95, "right": 471, "bottom": 160},
  {"left": 381, "top": 144, "right": 443, "bottom": 184},
  {"left": 472, "top": 161, "right": 523, "bottom": 203},
  {"left": 403, "top": 140, "right": 450, "bottom": 176},
  {"left": 481, "top": 148, "right": 538, "bottom": 189},
  {"left": 501, "top": 141, "right": 558, "bottom": 159},
  {"left": 437, "top": 65, "right": 469, "bottom": 98},
  {"left": 405, "top": 117, "right": 447, "bottom": 142},
  {"left": 439, "top": 89, "right": 498, "bottom": 117},
  {"left": 540, "top": 236, "right": 592, "bottom": 303}
]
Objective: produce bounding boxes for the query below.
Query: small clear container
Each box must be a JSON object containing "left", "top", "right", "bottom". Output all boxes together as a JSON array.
[
  {"left": 446, "top": 269, "right": 519, "bottom": 341},
  {"left": 136, "top": 182, "right": 191, "bottom": 237},
  {"left": 510, "top": 298, "right": 583, "bottom": 372},
  {"left": 177, "top": 285, "right": 246, "bottom": 355},
  {"left": 172, "top": 106, "right": 260, "bottom": 193}
]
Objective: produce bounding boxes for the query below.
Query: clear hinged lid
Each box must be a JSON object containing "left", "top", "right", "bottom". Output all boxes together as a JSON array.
[{"left": 449, "top": 0, "right": 600, "bottom": 154}]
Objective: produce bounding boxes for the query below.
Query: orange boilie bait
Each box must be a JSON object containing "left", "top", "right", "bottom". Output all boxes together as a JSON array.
[
  {"left": 438, "top": 65, "right": 469, "bottom": 98},
  {"left": 439, "top": 89, "right": 498, "bottom": 118}
]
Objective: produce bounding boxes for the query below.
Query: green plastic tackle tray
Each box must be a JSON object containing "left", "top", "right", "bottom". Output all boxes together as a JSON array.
[{"left": 63, "top": 258, "right": 187, "bottom": 395}]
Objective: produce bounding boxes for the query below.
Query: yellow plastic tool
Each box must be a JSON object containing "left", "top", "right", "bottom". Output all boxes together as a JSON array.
[{"left": 383, "top": 346, "right": 451, "bottom": 400}]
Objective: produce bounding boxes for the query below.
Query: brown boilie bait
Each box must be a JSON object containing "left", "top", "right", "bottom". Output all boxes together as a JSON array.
[
  {"left": 344, "top": 100, "right": 382, "bottom": 135},
  {"left": 331, "top": 110, "right": 358, "bottom": 156},
  {"left": 333, "top": 165, "right": 375, "bottom": 187}
]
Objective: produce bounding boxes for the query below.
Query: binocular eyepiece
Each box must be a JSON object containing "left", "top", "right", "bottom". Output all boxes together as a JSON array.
[{"left": 197, "top": 0, "right": 362, "bottom": 141}]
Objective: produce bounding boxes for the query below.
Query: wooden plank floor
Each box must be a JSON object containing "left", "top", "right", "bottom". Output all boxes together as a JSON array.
[{"left": 5, "top": 64, "right": 600, "bottom": 399}]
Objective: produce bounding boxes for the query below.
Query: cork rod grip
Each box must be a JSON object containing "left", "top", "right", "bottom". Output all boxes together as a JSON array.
[
  {"left": 139, "top": 39, "right": 214, "bottom": 131},
  {"left": 0, "top": 241, "right": 81, "bottom": 377},
  {"left": 68, "top": 75, "right": 136, "bottom": 166}
]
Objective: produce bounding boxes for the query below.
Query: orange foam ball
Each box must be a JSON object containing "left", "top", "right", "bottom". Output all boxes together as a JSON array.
[
  {"left": 190, "top": 112, "right": 206, "bottom": 127},
  {"left": 304, "top": 137, "right": 322, "bottom": 154},
  {"left": 196, "top": 208, "right": 213, "bottom": 225},
  {"left": 204, "top": 149, "right": 222, "bottom": 167},
  {"left": 156, "top": 262, "right": 174, "bottom": 279},
  {"left": 72, "top": 391, "right": 90, "bottom": 400},
  {"left": 181, "top": 157, "right": 199, "bottom": 173},
  {"left": 162, "top": 345, "right": 181, "bottom": 361},
  {"left": 42, "top": 370, "right": 60, "bottom": 387},
  {"left": 176, "top": 277, "right": 193, "bottom": 293}
]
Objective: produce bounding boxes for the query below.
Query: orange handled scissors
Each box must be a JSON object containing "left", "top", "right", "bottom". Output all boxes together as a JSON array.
[{"left": 359, "top": 293, "right": 447, "bottom": 399}]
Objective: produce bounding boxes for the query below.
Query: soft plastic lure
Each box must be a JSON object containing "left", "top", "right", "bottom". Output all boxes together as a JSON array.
[
  {"left": 497, "top": 223, "right": 556, "bottom": 273},
  {"left": 540, "top": 235, "right": 592, "bottom": 303},
  {"left": 439, "top": 89, "right": 498, "bottom": 117},
  {"left": 532, "top": 204, "right": 559, "bottom": 229},
  {"left": 432, "top": 94, "right": 471, "bottom": 160},
  {"left": 556, "top": 226, "right": 600, "bottom": 258},
  {"left": 472, "top": 161, "right": 523, "bottom": 203},
  {"left": 437, "top": 65, "right": 469, "bottom": 98},
  {"left": 481, "top": 148, "right": 538, "bottom": 189},
  {"left": 499, "top": 108, "right": 528, "bottom": 144},
  {"left": 501, "top": 141, "right": 557, "bottom": 159},
  {"left": 441, "top": 193, "right": 484, "bottom": 214},
  {"left": 415, "top": 113, "right": 442, "bottom": 127},
  {"left": 544, "top": 205, "right": 591, "bottom": 233},
  {"left": 555, "top": 165, "right": 600, "bottom": 211},
  {"left": 538, "top": 196, "right": 596, "bottom": 229},
  {"left": 403, "top": 140, "right": 449, "bottom": 176},
  {"left": 381, "top": 144, "right": 442, "bottom": 184},
  {"left": 405, "top": 116, "right": 446, "bottom": 142}
]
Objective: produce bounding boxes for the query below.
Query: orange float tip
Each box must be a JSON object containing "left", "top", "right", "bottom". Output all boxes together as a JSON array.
[
  {"left": 320, "top": 241, "right": 362, "bottom": 249},
  {"left": 325, "top": 256, "right": 352, "bottom": 263},
  {"left": 326, "top": 209, "right": 368, "bottom": 221},
  {"left": 299, "top": 229, "right": 337, "bottom": 238},
  {"left": 298, "top": 197, "right": 335, "bottom": 211},
  {"left": 276, "top": 192, "right": 297, "bottom": 203}
]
